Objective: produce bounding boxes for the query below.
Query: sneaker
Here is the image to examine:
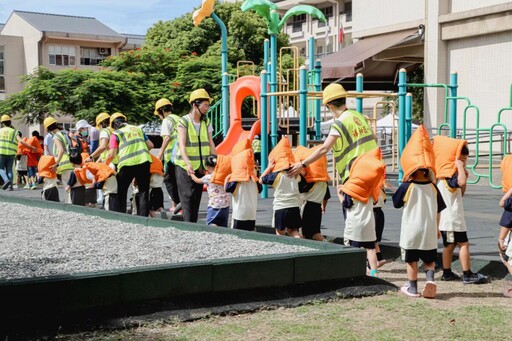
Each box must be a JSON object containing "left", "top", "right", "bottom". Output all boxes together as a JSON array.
[
  {"left": 377, "top": 259, "right": 388, "bottom": 268},
  {"left": 2, "top": 181, "right": 11, "bottom": 190},
  {"left": 441, "top": 271, "right": 461, "bottom": 281},
  {"left": 422, "top": 281, "right": 437, "bottom": 299},
  {"left": 23, "top": 184, "right": 30, "bottom": 189},
  {"left": 12, "top": 184, "right": 19, "bottom": 189},
  {"left": 7, "top": 186, "right": 13, "bottom": 191},
  {"left": 503, "top": 288, "right": 512, "bottom": 298},
  {"left": 30, "top": 184, "right": 37, "bottom": 190},
  {"left": 160, "top": 211, "right": 169, "bottom": 220},
  {"left": 173, "top": 202, "right": 182, "bottom": 215},
  {"left": 400, "top": 284, "right": 420, "bottom": 298},
  {"left": 463, "top": 272, "right": 488, "bottom": 284}
]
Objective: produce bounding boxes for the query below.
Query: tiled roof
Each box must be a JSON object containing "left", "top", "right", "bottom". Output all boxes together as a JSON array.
[
  {"left": 14, "top": 10, "right": 122, "bottom": 37},
  {"left": 122, "top": 33, "right": 145, "bottom": 46}
]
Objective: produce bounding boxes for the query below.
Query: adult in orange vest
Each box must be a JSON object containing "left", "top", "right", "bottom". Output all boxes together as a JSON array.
[
  {"left": 175, "top": 89, "right": 217, "bottom": 222},
  {"left": 0, "top": 114, "right": 35, "bottom": 190}
]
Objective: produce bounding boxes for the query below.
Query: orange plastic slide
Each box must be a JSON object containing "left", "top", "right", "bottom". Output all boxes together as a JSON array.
[{"left": 216, "top": 75, "right": 264, "bottom": 155}]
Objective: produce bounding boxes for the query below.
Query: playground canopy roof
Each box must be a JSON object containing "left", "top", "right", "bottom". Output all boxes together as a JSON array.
[{"left": 321, "top": 28, "right": 421, "bottom": 86}]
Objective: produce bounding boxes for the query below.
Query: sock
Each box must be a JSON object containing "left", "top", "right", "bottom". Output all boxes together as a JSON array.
[
  {"left": 463, "top": 270, "right": 473, "bottom": 277},
  {"left": 426, "top": 269, "right": 435, "bottom": 282},
  {"left": 377, "top": 252, "right": 384, "bottom": 261},
  {"left": 408, "top": 280, "right": 418, "bottom": 294},
  {"left": 443, "top": 268, "right": 452, "bottom": 276}
]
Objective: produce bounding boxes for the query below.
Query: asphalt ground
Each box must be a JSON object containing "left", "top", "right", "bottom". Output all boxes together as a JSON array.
[{"left": 2, "top": 177, "right": 504, "bottom": 263}]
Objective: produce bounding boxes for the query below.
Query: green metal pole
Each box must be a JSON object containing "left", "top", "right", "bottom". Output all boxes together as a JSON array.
[
  {"left": 264, "top": 39, "right": 269, "bottom": 72},
  {"left": 270, "top": 34, "right": 278, "bottom": 148},
  {"left": 356, "top": 73, "right": 363, "bottom": 113},
  {"left": 211, "top": 13, "right": 229, "bottom": 138},
  {"left": 314, "top": 59, "right": 322, "bottom": 140},
  {"left": 299, "top": 66, "right": 308, "bottom": 146},
  {"left": 406, "top": 93, "right": 413, "bottom": 142},
  {"left": 398, "top": 68, "right": 407, "bottom": 182},
  {"left": 449, "top": 71, "right": 458, "bottom": 138},
  {"left": 308, "top": 37, "right": 315, "bottom": 72},
  {"left": 260, "top": 70, "right": 269, "bottom": 198}
]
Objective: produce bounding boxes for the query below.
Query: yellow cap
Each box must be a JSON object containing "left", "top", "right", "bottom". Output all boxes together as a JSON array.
[
  {"left": 109, "top": 112, "right": 126, "bottom": 128},
  {"left": 43, "top": 117, "right": 58, "bottom": 129},
  {"left": 322, "top": 83, "right": 348, "bottom": 105},
  {"left": 189, "top": 88, "right": 212, "bottom": 104},
  {"left": 95, "top": 112, "right": 110, "bottom": 128},
  {"left": 0, "top": 114, "right": 11, "bottom": 122},
  {"left": 154, "top": 98, "right": 172, "bottom": 116}
]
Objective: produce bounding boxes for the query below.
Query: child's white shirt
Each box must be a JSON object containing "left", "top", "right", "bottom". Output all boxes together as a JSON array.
[
  {"left": 437, "top": 179, "right": 467, "bottom": 232},
  {"left": 344, "top": 198, "right": 376, "bottom": 242},
  {"left": 272, "top": 172, "right": 301, "bottom": 210},
  {"left": 150, "top": 173, "right": 164, "bottom": 189},
  {"left": 43, "top": 177, "right": 57, "bottom": 190},
  {"left": 232, "top": 180, "right": 258, "bottom": 221},
  {"left": 301, "top": 182, "right": 327, "bottom": 205}
]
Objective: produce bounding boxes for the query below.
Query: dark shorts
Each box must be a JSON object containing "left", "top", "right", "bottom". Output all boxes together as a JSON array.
[
  {"left": 441, "top": 231, "right": 469, "bottom": 247},
  {"left": 70, "top": 186, "right": 86, "bottom": 206},
  {"left": 42, "top": 187, "right": 59, "bottom": 202},
  {"left": 402, "top": 249, "right": 437, "bottom": 263},
  {"left": 27, "top": 166, "right": 38, "bottom": 178},
  {"left": 206, "top": 206, "right": 229, "bottom": 227},
  {"left": 233, "top": 219, "right": 255, "bottom": 231},
  {"left": 344, "top": 238, "right": 376, "bottom": 249},
  {"left": 500, "top": 210, "right": 512, "bottom": 228},
  {"left": 373, "top": 207, "right": 385, "bottom": 242},
  {"left": 85, "top": 188, "right": 97, "bottom": 205},
  {"left": 302, "top": 201, "right": 322, "bottom": 239},
  {"left": 274, "top": 207, "right": 302, "bottom": 231},
  {"left": 17, "top": 170, "right": 27, "bottom": 177},
  {"left": 149, "top": 187, "right": 164, "bottom": 210}
]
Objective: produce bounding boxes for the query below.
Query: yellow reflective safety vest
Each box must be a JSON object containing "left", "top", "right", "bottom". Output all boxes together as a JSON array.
[
  {"left": 163, "top": 114, "right": 180, "bottom": 163},
  {"left": 175, "top": 115, "right": 211, "bottom": 171},
  {"left": 113, "top": 125, "right": 152, "bottom": 171},
  {"left": 331, "top": 110, "right": 378, "bottom": 183},
  {"left": 99, "top": 128, "right": 118, "bottom": 164},
  {"left": 0, "top": 127, "right": 18, "bottom": 156},
  {"left": 52, "top": 131, "right": 74, "bottom": 173}
]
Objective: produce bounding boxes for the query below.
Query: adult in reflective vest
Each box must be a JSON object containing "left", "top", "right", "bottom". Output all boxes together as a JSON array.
[
  {"left": 0, "top": 115, "right": 35, "bottom": 190},
  {"left": 84, "top": 112, "right": 113, "bottom": 163},
  {"left": 106, "top": 113, "right": 154, "bottom": 216},
  {"left": 154, "top": 98, "right": 181, "bottom": 212},
  {"left": 288, "top": 83, "right": 378, "bottom": 182},
  {"left": 175, "top": 89, "right": 217, "bottom": 222}
]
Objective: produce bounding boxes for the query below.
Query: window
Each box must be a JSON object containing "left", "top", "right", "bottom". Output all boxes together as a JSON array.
[
  {"left": 318, "top": 6, "right": 333, "bottom": 28},
  {"left": 80, "top": 47, "right": 111, "bottom": 66},
  {"left": 292, "top": 14, "right": 306, "bottom": 33},
  {"left": 343, "top": 1, "right": 352, "bottom": 22},
  {"left": 48, "top": 45, "right": 76, "bottom": 66},
  {"left": 0, "top": 47, "right": 4, "bottom": 91}
]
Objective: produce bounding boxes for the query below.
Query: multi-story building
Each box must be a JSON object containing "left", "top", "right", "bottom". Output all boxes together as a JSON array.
[{"left": 0, "top": 10, "right": 144, "bottom": 135}]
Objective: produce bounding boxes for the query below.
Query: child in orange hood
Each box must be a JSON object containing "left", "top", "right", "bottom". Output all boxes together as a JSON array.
[
  {"left": 191, "top": 155, "right": 231, "bottom": 227},
  {"left": 225, "top": 140, "right": 261, "bottom": 231},
  {"left": 392, "top": 125, "right": 446, "bottom": 299},
  {"left": 338, "top": 148, "right": 386, "bottom": 276},
  {"left": 37, "top": 155, "right": 59, "bottom": 202},
  {"left": 260, "top": 137, "right": 303, "bottom": 238},
  {"left": 65, "top": 152, "right": 90, "bottom": 206},
  {"left": 149, "top": 154, "right": 166, "bottom": 218}
]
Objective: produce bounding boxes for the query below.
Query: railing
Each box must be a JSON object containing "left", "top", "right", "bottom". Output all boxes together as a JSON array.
[{"left": 207, "top": 100, "right": 223, "bottom": 140}]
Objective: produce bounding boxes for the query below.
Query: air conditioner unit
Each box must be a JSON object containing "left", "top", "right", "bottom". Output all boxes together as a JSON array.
[{"left": 98, "top": 47, "right": 109, "bottom": 55}]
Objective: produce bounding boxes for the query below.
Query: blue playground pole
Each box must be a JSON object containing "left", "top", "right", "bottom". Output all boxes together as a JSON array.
[
  {"left": 299, "top": 66, "right": 308, "bottom": 146},
  {"left": 449, "top": 71, "right": 458, "bottom": 138},
  {"left": 314, "top": 59, "right": 322, "bottom": 140},
  {"left": 270, "top": 34, "right": 278, "bottom": 148},
  {"left": 398, "top": 68, "right": 407, "bottom": 182},
  {"left": 264, "top": 39, "right": 269, "bottom": 72},
  {"left": 308, "top": 37, "right": 315, "bottom": 72},
  {"left": 260, "top": 71, "right": 269, "bottom": 198},
  {"left": 211, "top": 13, "right": 229, "bottom": 138},
  {"left": 406, "top": 93, "right": 413, "bottom": 142},
  {"left": 356, "top": 73, "right": 363, "bottom": 114}
]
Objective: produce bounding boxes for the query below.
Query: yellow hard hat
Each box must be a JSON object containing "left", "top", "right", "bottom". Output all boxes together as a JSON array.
[
  {"left": 154, "top": 98, "right": 172, "bottom": 115},
  {"left": 95, "top": 112, "right": 110, "bottom": 128},
  {"left": 43, "top": 117, "right": 58, "bottom": 129},
  {"left": 0, "top": 114, "right": 11, "bottom": 122},
  {"left": 322, "top": 83, "right": 348, "bottom": 105},
  {"left": 189, "top": 88, "right": 212, "bottom": 104},
  {"left": 109, "top": 112, "right": 126, "bottom": 128}
]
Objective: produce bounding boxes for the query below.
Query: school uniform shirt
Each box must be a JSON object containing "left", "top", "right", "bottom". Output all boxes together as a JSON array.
[
  {"left": 202, "top": 174, "right": 230, "bottom": 209},
  {"left": 150, "top": 173, "right": 164, "bottom": 189},
  {"left": 43, "top": 177, "right": 58, "bottom": 190},
  {"left": 373, "top": 189, "right": 386, "bottom": 208},
  {"left": 393, "top": 181, "right": 446, "bottom": 250},
  {"left": 103, "top": 176, "right": 118, "bottom": 195},
  {"left": 437, "top": 174, "right": 467, "bottom": 232},
  {"left": 300, "top": 181, "right": 329, "bottom": 205},
  {"left": 342, "top": 194, "right": 376, "bottom": 242},
  {"left": 261, "top": 171, "right": 302, "bottom": 210},
  {"left": 226, "top": 180, "right": 260, "bottom": 221}
]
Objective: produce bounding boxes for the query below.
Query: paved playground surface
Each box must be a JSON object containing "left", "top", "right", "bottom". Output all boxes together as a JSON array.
[{"left": 2, "top": 178, "right": 504, "bottom": 263}]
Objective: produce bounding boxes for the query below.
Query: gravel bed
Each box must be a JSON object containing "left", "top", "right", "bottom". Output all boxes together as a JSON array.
[{"left": 0, "top": 202, "right": 315, "bottom": 280}]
